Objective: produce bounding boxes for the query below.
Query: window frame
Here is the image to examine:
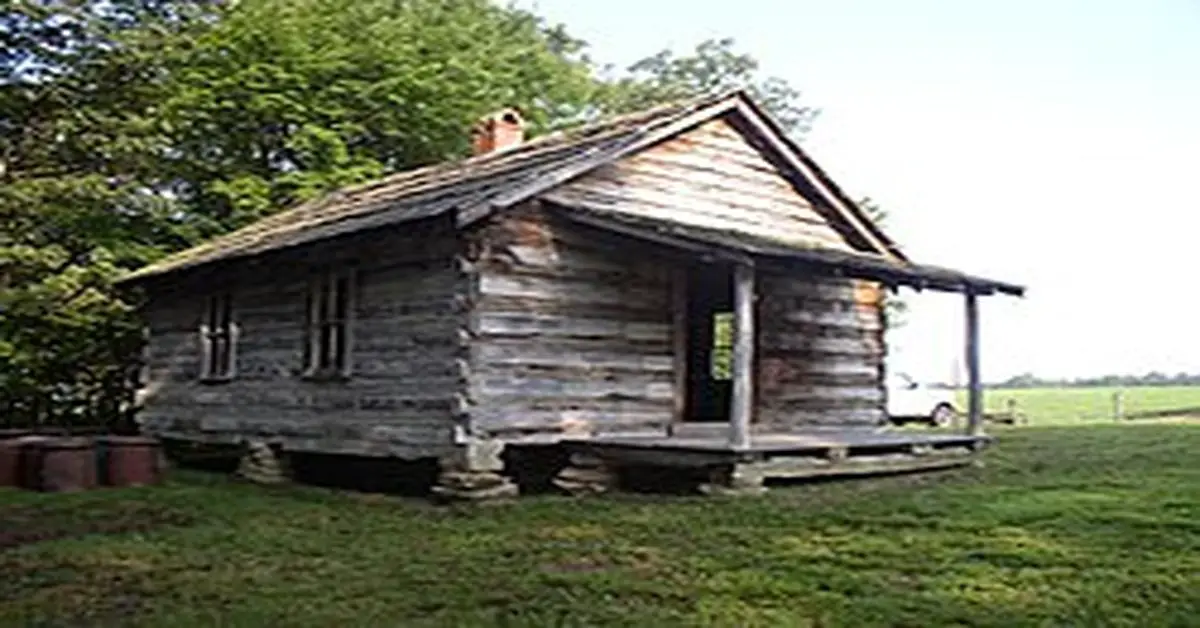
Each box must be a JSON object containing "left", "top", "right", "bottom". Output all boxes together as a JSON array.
[
  {"left": 198, "top": 292, "right": 238, "bottom": 383},
  {"left": 302, "top": 268, "right": 357, "bottom": 380}
]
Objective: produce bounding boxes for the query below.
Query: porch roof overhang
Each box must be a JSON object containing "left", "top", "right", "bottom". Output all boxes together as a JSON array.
[{"left": 557, "top": 206, "right": 1025, "bottom": 297}]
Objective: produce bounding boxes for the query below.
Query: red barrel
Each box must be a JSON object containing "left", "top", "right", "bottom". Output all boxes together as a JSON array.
[
  {"left": 0, "top": 436, "right": 26, "bottom": 487},
  {"left": 101, "top": 436, "right": 163, "bottom": 487},
  {"left": 25, "top": 437, "right": 97, "bottom": 492}
]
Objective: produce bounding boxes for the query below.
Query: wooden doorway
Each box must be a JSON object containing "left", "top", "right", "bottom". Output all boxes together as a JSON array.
[{"left": 683, "top": 263, "right": 735, "bottom": 423}]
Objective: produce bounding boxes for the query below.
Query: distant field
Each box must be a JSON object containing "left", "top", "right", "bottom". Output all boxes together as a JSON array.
[{"left": 958, "top": 385, "right": 1200, "bottom": 425}]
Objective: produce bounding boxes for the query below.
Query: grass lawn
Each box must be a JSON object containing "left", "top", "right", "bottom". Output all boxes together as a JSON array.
[
  {"left": 3, "top": 423, "right": 1199, "bottom": 627},
  {"left": 962, "top": 385, "right": 1200, "bottom": 425}
]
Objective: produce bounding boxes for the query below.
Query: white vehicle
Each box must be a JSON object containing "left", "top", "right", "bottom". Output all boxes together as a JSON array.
[{"left": 886, "top": 372, "right": 958, "bottom": 427}]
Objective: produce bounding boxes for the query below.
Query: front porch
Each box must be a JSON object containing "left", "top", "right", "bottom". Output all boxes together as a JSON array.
[
  {"left": 563, "top": 425, "right": 989, "bottom": 493},
  {"left": 548, "top": 209, "right": 1022, "bottom": 494}
]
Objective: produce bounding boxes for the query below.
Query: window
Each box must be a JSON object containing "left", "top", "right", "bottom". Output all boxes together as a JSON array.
[
  {"left": 200, "top": 293, "right": 237, "bottom": 381},
  {"left": 304, "top": 269, "right": 355, "bottom": 377}
]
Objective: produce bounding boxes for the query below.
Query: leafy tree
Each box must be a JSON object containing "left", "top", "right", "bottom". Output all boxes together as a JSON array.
[
  {"left": 158, "top": 0, "right": 600, "bottom": 230},
  {"left": 0, "top": 1, "right": 217, "bottom": 429},
  {"left": 595, "top": 37, "right": 818, "bottom": 138}
]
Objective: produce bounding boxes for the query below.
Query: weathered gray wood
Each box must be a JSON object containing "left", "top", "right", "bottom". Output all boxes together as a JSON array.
[
  {"left": 746, "top": 448, "right": 974, "bottom": 479},
  {"left": 472, "top": 311, "right": 669, "bottom": 343},
  {"left": 470, "top": 98, "right": 745, "bottom": 221},
  {"left": 138, "top": 222, "right": 466, "bottom": 459},
  {"left": 463, "top": 209, "right": 675, "bottom": 438},
  {"left": 473, "top": 409, "right": 671, "bottom": 434},
  {"left": 965, "top": 291, "right": 983, "bottom": 435},
  {"left": 471, "top": 343, "right": 673, "bottom": 373},
  {"left": 729, "top": 263, "right": 755, "bottom": 449},
  {"left": 756, "top": 271, "right": 887, "bottom": 429},
  {"left": 671, "top": 266, "right": 688, "bottom": 428},
  {"left": 729, "top": 100, "right": 897, "bottom": 257},
  {"left": 541, "top": 117, "right": 858, "bottom": 251}
]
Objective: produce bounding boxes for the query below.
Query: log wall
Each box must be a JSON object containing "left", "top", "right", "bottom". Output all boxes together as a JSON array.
[
  {"left": 138, "top": 218, "right": 464, "bottom": 458},
  {"left": 462, "top": 207, "right": 676, "bottom": 438},
  {"left": 756, "top": 272, "right": 888, "bottom": 428}
]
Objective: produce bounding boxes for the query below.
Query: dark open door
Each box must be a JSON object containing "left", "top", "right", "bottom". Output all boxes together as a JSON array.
[{"left": 684, "top": 263, "right": 734, "bottom": 422}]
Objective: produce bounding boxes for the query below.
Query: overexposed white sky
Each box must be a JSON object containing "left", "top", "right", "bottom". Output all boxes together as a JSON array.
[{"left": 518, "top": 0, "right": 1200, "bottom": 383}]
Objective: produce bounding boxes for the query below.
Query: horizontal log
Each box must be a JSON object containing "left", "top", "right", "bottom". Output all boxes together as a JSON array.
[
  {"left": 146, "top": 379, "right": 463, "bottom": 409},
  {"left": 358, "top": 271, "right": 459, "bottom": 304},
  {"left": 496, "top": 244, "right": 643, "bottom": 275},
  {"left": 479, "top": 262, "right": 670, "bottom": 297},
  {"left": 759, "top": 333, "right": 884, "bottom": 356},
  {"left": 476, "top": 294, "right": 669, "bottom": 322},
  {"left": 473, "top": 312, "right": 670, "bottom": 344},
  {"left": 470, "top": 342, "right": 673, "bottom": 373},
  {"left": 754, "top": 355, "right": 879, "bottom": 377},
  {"left": 477, "top": 273, "right": 668, "bottom": 309},
  {"left": 762, "top": 384, "right": 884, "bottom": 403},
  {"left": 763, "top": 322, "right": 883, "bottom": 342},
  {"left": 759, "top": 396, "right": 884, "bottom": 414},
  {"left": 764, "top": 306, "right": 883, "bottom": 332},
  {"left": 472, "top": 408, "right": 671, "bottom": 434},
  {"left": 759, "top": 370, "right": 880, "bottom": 388},
  {"left": 760, "top": 279, "right": 882, "bottom": 303},
  {"left": 468, "top": 375, "right": 674, "bottom": 402},
  {"left": 143, "top": 421, "right": 455, "bottom": 460},
  {"left": 756, "top": 408, "right": 885, "bottom": 427}
]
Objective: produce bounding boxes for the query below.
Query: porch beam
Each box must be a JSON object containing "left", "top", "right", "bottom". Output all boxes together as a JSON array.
[
  {"left": 965, "top": 291, "right": 983, "bottom": 435},
  {"left": 729, "top": 263, "right": 755, "bottom": 449}
]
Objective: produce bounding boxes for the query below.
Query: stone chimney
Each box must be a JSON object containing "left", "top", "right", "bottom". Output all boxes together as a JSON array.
[{"left": 472, "top": 108, "right": 525, "bottom": 155}]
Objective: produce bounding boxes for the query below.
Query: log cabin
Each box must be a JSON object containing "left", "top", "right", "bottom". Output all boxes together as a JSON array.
[{"left": 119, "top": 91, "right": 1023, "bottom": 499}]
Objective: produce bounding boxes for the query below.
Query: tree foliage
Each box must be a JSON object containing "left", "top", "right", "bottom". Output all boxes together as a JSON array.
[
  {"left": 1, "top": 1, "right": 216, "bottom": 429},
  {"left": 159, "top": 0, "right": 600, "bottom": 231},
  {"left": 995, "top": 372, "right": 1200, "bottom": 390},
  {"left": 597, "top": 37, "right": 818, "bottom": 138}
]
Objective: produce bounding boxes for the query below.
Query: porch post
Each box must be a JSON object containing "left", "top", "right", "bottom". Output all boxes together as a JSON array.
[
  {"left": 729, "top": 263, "right": 755, "bottom": 449},
  {"left": 964, "top": 291, "right": 983, "bottom": 435}
]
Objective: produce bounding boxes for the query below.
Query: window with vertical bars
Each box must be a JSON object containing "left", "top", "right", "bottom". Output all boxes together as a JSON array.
[
  {"left": 304, "top": 269, "right": 355, "bottom": 378},
  {"left": 199, "top": 293, "right": 237, "bottom": 380}
]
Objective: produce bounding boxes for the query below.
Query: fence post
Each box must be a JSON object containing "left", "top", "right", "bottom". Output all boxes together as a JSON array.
[{"left": 1112, "top": 391, "right": 1125, "bottom": 421}]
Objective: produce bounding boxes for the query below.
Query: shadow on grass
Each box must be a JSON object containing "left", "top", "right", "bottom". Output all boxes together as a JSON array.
[{"left": 0, "top": 501, "right": 194, "bottom": 550}]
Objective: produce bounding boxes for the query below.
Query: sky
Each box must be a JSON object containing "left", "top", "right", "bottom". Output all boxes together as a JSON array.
[{"left": 516, "top": 0, "right": 1200, "bottom": 383}]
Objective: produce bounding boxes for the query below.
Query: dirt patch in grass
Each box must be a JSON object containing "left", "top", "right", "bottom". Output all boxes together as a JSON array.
[{"left": 0, "top": 502, "right": 193, "bottom": 550}]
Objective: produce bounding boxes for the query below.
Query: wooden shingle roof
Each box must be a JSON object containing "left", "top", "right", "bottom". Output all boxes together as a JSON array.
[{"left": 121, "top": 90, "right": 1021, "bottom": 296}]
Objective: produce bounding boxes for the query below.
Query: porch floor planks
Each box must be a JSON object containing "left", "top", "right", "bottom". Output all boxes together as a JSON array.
[
  {"left": 567, "top": 429, "right": 987, "bottom": 454},
  {"left": 563, "top": 427, "right": 989, "bottom": 476}
]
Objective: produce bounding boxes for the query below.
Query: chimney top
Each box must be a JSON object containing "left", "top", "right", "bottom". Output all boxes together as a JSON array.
[{"left": 472, "top": 108, "right": 525, "bottom": 155}]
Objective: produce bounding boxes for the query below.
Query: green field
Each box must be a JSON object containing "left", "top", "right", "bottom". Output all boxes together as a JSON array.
[
  {"left": 960, "top": 385, "right": 1200, "bottom": 425},
  {"left": 3, "top": 423, "right": 1199, "bottom": 626}
]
